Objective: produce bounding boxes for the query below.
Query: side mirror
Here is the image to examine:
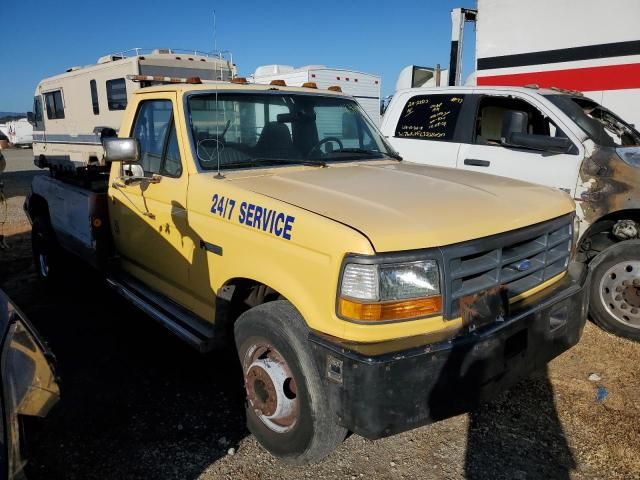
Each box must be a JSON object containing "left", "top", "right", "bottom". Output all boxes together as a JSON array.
[
  {"left": 103, "top": 138, "right": 140, "bottom": 163},
  {"left": 501, "top": 110, "right": 528, "bottom": 140},
  {"left": 505, "top": 132, "right": 575, "bottom": 154},
  {"left": 500, "top": 110, "right": 575, "bottom": 154}
]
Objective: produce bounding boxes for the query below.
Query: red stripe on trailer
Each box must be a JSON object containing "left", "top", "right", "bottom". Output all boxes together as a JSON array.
[{"left": 477, "top": 63, "right": 640, "bottom": 92}]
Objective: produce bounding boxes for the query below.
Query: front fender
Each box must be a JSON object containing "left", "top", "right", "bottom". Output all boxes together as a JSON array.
[{"left": 588, "top": 239, "right": 640, "bottom": 270}]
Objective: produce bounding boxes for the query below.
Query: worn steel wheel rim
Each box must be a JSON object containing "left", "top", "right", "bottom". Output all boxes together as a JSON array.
[
  {"left": 600, "top": 260, "right": 640, "bottom": 329},
  {"left": 242, "top": 340, "right": 299, "bottom": 433}
]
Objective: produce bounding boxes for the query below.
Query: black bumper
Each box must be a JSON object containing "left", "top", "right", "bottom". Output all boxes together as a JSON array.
[{"left": 309, "top": 263, "right": 590, "bottom": 440}]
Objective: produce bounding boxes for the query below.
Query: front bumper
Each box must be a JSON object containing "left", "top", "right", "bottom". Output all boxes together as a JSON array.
[{"left": 309, "top": 263, "right": 590, "bottom": 440}]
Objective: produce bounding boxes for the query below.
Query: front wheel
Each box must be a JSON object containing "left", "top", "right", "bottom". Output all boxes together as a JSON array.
[
  {"left": 234, "top": 300, "right": 346, "bottom": 464},
  {"left": 589, "top": 242, "right": 640, "bottom": 341}
]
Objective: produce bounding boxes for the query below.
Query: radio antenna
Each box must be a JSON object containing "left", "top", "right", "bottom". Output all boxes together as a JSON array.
[
  {"left": 212, "top": 10, "right": 217, "bottom": 54},
  {"left": 214, "top": 87, "right": 224, "bottom": 179}
]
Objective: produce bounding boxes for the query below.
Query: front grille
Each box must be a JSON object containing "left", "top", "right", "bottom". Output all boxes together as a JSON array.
[{"left": 441, "top": 214, "right": 573, "bottom": 319}]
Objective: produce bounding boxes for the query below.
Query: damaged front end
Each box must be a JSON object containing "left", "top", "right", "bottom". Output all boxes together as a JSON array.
[{"left": 577, "top": 145, "right": 640, "bottom": 251}]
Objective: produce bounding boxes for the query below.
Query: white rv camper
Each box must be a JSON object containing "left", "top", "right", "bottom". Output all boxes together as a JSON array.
[
  {"left": 32, "top": 48, "right": 236, "bottom": 170},
  {"left": 252, "top": 65, "right": 381, "bottom": 125}
]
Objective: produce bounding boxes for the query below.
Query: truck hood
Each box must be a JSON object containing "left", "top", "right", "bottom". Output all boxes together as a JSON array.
[{"left": 228, "top": 162, "right": 574, "bottom": 252}]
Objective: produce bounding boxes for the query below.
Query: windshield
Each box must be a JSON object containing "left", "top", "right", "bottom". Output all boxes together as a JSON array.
[
  {"left": 188, "top": 92, "right": 397, "bottom": 170},
  {"left": 545, "top": 94, "right": 640, "bottom": 147}
]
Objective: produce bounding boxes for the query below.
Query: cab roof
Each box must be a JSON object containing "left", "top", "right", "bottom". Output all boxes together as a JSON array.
[
  {"left": 134, "top": 81, "right": 350, "bottom": 97},
  {"left": 395, "top": 85, "right": 579, "bottom": 97}
]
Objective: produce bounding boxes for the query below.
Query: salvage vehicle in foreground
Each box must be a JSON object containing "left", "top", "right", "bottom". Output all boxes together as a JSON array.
[
  {"left": 0, "top": 290, "right": 60, "bottom": 479},
  {"left": 25, "top": 78, "right": 589, "bottom": 463},
  {"left": 382, "top": 85, "right": 640, "bottom": 340}
]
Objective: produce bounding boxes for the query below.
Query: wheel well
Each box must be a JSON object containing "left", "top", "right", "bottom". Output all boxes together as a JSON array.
[
  {"left": 579, "top": 209, "right": 640, "bottom": 262},
  {"left": 213, "top": 278, "right": 285, "bottom": 349},
  {"left": 27, "top": 194, "right": 50, "bottom": 222}
]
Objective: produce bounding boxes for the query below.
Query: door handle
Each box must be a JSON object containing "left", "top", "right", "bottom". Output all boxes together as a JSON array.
[{"left": 464, "top": 159, "right": 491, "bottom": 167}]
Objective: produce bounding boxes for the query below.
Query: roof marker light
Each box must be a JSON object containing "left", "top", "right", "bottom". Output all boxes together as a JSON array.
[
  {"left": 270, "top": 79, "right": 287, "bottom": 86},
  {"left": 302, "top": 82, "right": 318, "bottom": 89},
  {"left": 231, "top": 77, "right": 249, "bottom": 84},
  {"left": 328, "top": 85, "right": 342, "bottom": 92}
]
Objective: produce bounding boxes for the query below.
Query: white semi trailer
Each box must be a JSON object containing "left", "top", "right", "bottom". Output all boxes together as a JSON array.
[
  {"left": 251, "top": 65, "right": 381, "bottom": 125},
  {"left": 449, "top": 0, "right": 640, "bottom": 128}
]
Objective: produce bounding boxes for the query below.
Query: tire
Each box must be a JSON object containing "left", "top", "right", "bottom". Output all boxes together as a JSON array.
[
  {"left": 31, "top": 216, "right": 61, "bottom": 283},
  {"left": 234, "top": 300, "right": 346, "bottom": 464},
  {"left": 589, "top": 242, "right": 640, "bottom": 341}
]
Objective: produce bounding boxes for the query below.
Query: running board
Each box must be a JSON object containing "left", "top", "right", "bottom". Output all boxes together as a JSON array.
[{"left": 106, "top": 276, "right": 216, "bottom": 353}]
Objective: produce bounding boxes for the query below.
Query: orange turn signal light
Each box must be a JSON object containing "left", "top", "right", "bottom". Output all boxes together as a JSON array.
[{"left": 339, "top": 296, "right": 442, "bottom": 322}]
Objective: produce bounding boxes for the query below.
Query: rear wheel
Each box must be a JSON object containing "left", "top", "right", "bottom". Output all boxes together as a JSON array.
[
  {"left": 31, "top": 216, "right": 61, "bottom": 283},
  {"left": 234, "top": 300, "right": 346, "bottom": 464},
  {"left": 590, "top": 243, "right": 640, "bottom": 341}
]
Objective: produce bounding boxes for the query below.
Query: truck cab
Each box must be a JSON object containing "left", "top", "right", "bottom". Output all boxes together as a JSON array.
[
  {"left": 26, "top": 80, "right": 590, "bottom": 464},
  {"left": 381, "top": 85, "right": 640, "bottom": 339}
]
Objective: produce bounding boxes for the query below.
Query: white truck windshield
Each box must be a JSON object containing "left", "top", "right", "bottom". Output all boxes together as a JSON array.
[
  {"left": 545, "top": 94, "right": 640, "bottom": 148},
  {"left": 187, "top": 92, "right": 397, "bottom": 170}
]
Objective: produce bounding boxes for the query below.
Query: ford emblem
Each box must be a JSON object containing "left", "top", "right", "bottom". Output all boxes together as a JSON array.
[{"left": 514, "top": 259, "right": 532, "bottom": 272}]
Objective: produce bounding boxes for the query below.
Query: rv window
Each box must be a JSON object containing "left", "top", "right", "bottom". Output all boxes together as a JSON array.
[
  {"left": 90, "top": 80, "right": 99, "bottom": 115},
  {"left": 131, "top": 100, "right": 181, "bottom": 177},
  {"left": 33, "top": 96, "right": 44, "bottom": 130},
  {"left": 394, "top": 94, "right": 465, "bottom": 141},
  {"left": 44, "top": 91, "right": 65, "bottom": 120},
  {"left": 106, "top": 78, "right": 127, "bottom": 111}
]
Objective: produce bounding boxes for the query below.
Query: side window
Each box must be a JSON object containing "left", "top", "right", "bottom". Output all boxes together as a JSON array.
[
  {"left": 90, "top": 80, "right": 99, "bottom": 115},
  {"left": 44, "top": 90, "right": 65, "bottom": 120},
  {"left": 394, "top": 94, "right": 465, "bottom": 141},
  {"left": 163, "top": 124, "right": 182, "bottom": 177},
  {"left": 106, "top": 78, "right": 127, "bottom": 111},
  {"left": 474, "top": 96, "right": 568, "bottom": 145},
  {"left": 131, "top": 100, "right": 181, "bottom": 177},
  {"left": 33, "top": 96, "right": 44, "bottom": 130}
]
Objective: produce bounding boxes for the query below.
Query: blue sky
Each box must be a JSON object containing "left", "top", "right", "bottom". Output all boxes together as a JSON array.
[{"left": 0, "top": 0, "right": 476, "bottom": 112}]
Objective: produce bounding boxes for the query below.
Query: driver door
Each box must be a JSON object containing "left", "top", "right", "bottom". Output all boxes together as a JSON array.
[
  {"left": 109, "top": 94, "right": 193, "bottom": 301},
  {"left": 456, "top": 94, "right": 583, "bottom": 196}
]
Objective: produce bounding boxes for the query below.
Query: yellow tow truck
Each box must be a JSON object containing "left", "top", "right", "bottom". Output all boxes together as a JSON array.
[{"left": 25, "top": 78, "right": 589, "bottom": 464}]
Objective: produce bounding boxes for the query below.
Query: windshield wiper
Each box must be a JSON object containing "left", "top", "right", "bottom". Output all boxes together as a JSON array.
[
  {"left": 222, "top": 157, "right": 327, "bottom": 168},
  {"left": 327, "top": 148, "right": 403, "bottom": 161}
]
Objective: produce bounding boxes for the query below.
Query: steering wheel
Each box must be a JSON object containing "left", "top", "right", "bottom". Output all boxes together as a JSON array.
[{"left": 307, "top": 137, "right": 344, "bottom": 158}]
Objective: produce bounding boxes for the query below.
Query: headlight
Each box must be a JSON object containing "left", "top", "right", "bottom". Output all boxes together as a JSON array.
[
  {"left": 616, "top": 147, "right": 640, "bottom": 167},
  {"left": 339, "top": 259, "right": 441, "bottom": 322}
]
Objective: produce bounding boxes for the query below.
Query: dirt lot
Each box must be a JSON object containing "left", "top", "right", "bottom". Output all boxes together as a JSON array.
[{"left": 0, "top": 149, "right": 639, "bottom": 479}]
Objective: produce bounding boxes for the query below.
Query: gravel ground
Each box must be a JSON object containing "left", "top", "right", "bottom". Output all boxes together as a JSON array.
[{"left": 0, "top": 148, "right": 638, "bottom": 479}]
